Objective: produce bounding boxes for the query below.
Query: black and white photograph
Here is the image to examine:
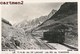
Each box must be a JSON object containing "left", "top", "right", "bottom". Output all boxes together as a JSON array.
[{"left": 1, "top": 1, "right": 78, "bottom": 52}]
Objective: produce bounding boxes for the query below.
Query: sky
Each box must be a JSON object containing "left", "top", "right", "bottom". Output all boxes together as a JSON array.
[{"left": 1, "top": 2, "right": 64, "bottom": 25}]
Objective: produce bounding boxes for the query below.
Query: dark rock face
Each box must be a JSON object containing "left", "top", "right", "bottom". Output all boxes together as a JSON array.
[
  {"left": 37, "top": 2, "right": 77, "bottom": 29},
  {"left": 43, "top": 24, "right": 68, "bottom": 43},
  {"left": 2, "top": 18, "right": 12, "bottom": 26},
  {"left": 50, "top": 2, "right": 77, "bottom": 20},
  {"left": 14, "top": 40, "right": 20, "bottom": 46},
  {"left": 44, "top": 31, "right": 65, "bottom": 43}
]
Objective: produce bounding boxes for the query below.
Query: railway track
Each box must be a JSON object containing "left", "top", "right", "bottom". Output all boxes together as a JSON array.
[
  {"left": 31, "top": 34, "right": 78, "bottom": 50},
  {"left": 33, "top": 36, "right": 56, "bottom": 49},
  {"left": 27, "top": 30, "right": 78, "bottom": 50},
  {"left": 30, "top": 33, "right": 56, "bottom": 49}
]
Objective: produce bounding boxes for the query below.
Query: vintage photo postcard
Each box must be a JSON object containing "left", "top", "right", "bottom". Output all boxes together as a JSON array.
[{"left": 0, "top": 0, "right": 79, "bottom": 54}]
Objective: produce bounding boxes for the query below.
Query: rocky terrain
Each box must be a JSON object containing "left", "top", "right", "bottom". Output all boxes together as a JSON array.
[
  {"left": 15, "top": 9, "right": 56, "bottom": 31},
  {"left": 34, "top": 2, "right": 78, "bottom": 49},
  {"left": 2, "top": 2, "right": 78, "bottom": 50},
  {"left": 2, "top": 18, "right": 55, "bottom": 50}
]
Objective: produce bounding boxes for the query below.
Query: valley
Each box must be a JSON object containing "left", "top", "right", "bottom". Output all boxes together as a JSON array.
[{"left": 2, "top": 2, "right": 78, "bottom": 51}]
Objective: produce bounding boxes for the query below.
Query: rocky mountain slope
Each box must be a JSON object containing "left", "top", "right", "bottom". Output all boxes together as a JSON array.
[
  {"left": 37, "top": 2, "right": 77, "bottom": 29},
  {"left": 2, "top": 18, "right": 40, "bottom": 49},
  {"left": 2, "top": 2, "right": 78, "bottom": 50},
  {"left": 2, "top": 18, "right": 55, "bottom": 50},
  {"left": 2, "top": 18, "right": 29, "bottom": 49},
  {"left": 33, "top": 2, "right": 78, "bottom": 48},
  {"left": 15, "top": 9, "right": 56, "bottom": 31}
]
